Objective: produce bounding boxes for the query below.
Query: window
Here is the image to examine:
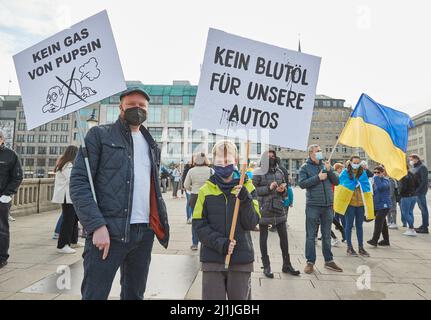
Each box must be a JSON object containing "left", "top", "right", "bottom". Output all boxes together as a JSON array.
[
  {"left": 48, "top": 158, "right": 57, "bottom": 166},
  {"left": 169, "top": 96, "right": 183, "bottom": 105},
  {"left": 250, "top": 143, "right": 262, "bottom": 155},
  {"left": 105, "top": 106, "right": 119, "bottom": 123},
  {"left": 50, "top": 135, "right": 58, "bottom": 143},
  {"left": 38, "top": 147, "right": 46, "bottom": 154},
  {"left": 51, "top": 123, "right": 59, "bottom": 131},
  {"left": 17, "top": 135, "right": 25, "bottom": 142},
  {"left": 148, "top": 106, "right": 162, "bottom": 123},
  {"left": 167, "top": 143, "right": 182, "bottom": 157},
  {"left": 39, "top": 124, "right": 48, "bottom": 131},
  {"left": 27, "top": 135, "right": 35, "bottom": 143},
  {"left": 151, "top": 95, "right": 163, "bottom": 105},
  {"left": 168, "top": 128, "right": 183, "bottom": 140},
  {"left": 109, "top": 95, "right": 120, "bottom": 104},
  {"left": 191, "top": 130, "right": 204, "bottom": 141},
  {"left": 61, "top": 123, "right": 69, "bottom": 131},
  {"left": 26, "top": 159, "right": 34, "bottom": 166},
  {"left": 189, "top": 142, "right": 203, "bottom": 154},
  {"left": 39, "top": 135, "right": 47, "bottom": 143},
  {"left": 73, "top": 132, "right": 78, "bottom": 141},
  {"left": 168, "top": 107, "right": 182, "bottom": 123},
  {"left": 18, "top": 123, "right": 26, "bottom": 131},
  {"left": 37, "top": 158, "right": 46, "bottom": 167},
  {"left": 19, "top": 111, "right": 25, "bottom": 119},
  {"left": 61, "top": 115, "right": 69, "bottom": 120},
  {"left": 60, "top": 135, "right": 68, "bottom": 143},
  {"left": 49, "top": 147, "right": 58, "bottom": 155},
  {"left": 189, "top": 96, "right": 195, "bottom": 105},
  {"left": 148, "top": 127, "right": 163, "bottom": 141},
  {"left": 187, "top": 108, "right": 194, "bottom": 121},
  {"left": 59, "top": 147, "right": 66, "bottom": 155},
  {"left": 26, "top": 146, "right": 35, "bottom": 154}
]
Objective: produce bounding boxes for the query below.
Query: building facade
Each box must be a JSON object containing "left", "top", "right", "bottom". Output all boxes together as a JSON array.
[
  {"left": 407, "top": 109, "right": 431, "bottom": 168},
  {"left": 2, "top": 83, "right": 361, "bottom": 180}
]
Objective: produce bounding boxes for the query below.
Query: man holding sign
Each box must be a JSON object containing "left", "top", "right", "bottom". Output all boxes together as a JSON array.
[{"left": 70, "top": 88, "right": 169, "bottom": 300}]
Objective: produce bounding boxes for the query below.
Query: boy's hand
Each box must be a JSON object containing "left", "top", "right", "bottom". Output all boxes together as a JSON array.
[
  {"left": 234, "top": 185, "right": 249, "bottom": 201},
  {"left": 228, "top": 239, "right": 236, "bottom": 255}
]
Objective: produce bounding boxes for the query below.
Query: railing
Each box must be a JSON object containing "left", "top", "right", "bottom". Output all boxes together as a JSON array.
[{"left": 10, "top": 178, "right": 60, "bottom": 216}]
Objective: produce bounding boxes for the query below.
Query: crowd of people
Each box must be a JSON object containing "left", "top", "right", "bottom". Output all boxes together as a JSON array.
[{"left": 0, "top": 87, "right": 429, "bottom": 300}]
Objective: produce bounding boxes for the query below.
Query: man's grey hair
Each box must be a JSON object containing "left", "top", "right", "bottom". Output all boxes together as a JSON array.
[{"left": 308, "top": 144, "right": 319, "bottom": 154}]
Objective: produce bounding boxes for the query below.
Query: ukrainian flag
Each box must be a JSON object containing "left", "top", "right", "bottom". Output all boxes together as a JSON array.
[
  {"left": 339, "top": 94, "right": 414, "bottom": 180},
  {"left": 334, "top": 169, "right": 375, "bottom": 220}
]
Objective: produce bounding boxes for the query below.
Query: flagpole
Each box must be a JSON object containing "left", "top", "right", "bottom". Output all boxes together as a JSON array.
[{"left": 224, "top": 140, "right": 250, "bottom": 270}]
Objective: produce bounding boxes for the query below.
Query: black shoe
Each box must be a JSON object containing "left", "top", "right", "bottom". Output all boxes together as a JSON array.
[
  {"left": 347, "top": 247, "right": 358, "bottom": 257},
  {"left": 367, "top": 239, "right": 378, "bottom": 247},
  {"left": 378, "top": 240, "right": 390, "bottom": 246},
  {"left": 0, "top": 261, "right": 7, "bottom": 269},
  {"left": 415, "top": 227, "right": 429, "bottom": 234},
  {"left": 282, "top": 264, "right": 300, "bottom": 276},
  {"left": 262, "top": 265, "right": 274, "bottom": 278}
]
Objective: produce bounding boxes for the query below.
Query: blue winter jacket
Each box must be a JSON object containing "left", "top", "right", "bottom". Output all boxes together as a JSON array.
[{"left": 373, "top": 176, "right": 392, "bottom": 211}]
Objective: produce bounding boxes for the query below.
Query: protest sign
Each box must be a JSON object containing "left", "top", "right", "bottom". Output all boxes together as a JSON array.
[
  {"left": 13, "top": 10, "right": 126, "bottom": 130},
  {"left": 193, "top": 28, "right": 321, "bottom": 151}
]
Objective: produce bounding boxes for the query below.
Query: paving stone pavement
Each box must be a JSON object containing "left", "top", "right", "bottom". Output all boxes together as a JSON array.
[{"left": 1, "top": 188, "right": 431, "bottom": 300}]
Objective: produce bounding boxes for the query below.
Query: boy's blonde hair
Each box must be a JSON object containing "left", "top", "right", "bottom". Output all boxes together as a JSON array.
[{"left": 212, "top": 140, "right": 238, "bottom": 159}]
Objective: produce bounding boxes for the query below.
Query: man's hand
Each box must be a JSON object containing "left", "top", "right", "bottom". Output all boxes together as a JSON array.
[
  {"left": 228, "top": 239, "right": 236, "bottom": 255},
  {"left": 324, "top": 161, "right": 331, "bottom": 172},
  {"left": 270, "top": 181, "right": 278, "bottom": 190},
  {"left": 93, "top": 225, "right": 110, "bottom": 260},
  {"left": 318, "top": 170, "right": 328, "bottom": 181}
]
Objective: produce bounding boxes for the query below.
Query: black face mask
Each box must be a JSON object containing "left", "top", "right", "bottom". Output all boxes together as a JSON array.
[
  {"left": 124, "top": 107, "right": 147, "bottom": 126},
  {"left": 269, "top": 157, "right": 277, "bottom": 168}
]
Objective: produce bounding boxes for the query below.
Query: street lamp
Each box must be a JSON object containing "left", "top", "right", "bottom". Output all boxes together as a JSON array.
[{"left": 86, "top": 109, "right": 98, "bottom": 129}]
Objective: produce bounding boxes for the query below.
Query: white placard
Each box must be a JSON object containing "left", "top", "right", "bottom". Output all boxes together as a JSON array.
[
  {"left": 13, "top": 10, "right": 126, "bottom": 130},
  {"left": 193, "top": 28, "right": 321, "bottom": 151}
]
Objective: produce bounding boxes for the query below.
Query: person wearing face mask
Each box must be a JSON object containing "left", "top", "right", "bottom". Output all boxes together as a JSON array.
[
  {"left": 253, "top": 150, "right": 300, "bottom": 278},
  {"left": 334, "top": 155, "right": 374, "bottom": 257},
  {"left": 367, "top": 166, "right": 392, "bottom": 247},
  {"left": 0, "top": 131, "right": 23, "bottom": 269},
  {"left": 409, "top": 154, "right": 429, "bottom": 234},
  {"left": 70, "top": 87, "right": 169, "bottom": 300},
  {"left": 299, "top": 145, "right": 342, "bottom": 274},
  {"left": 192, "top": 140, "right": 260, "bottom": 300}
]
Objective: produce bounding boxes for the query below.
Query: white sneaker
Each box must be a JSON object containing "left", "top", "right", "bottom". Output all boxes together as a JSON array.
[
  {"left": 187, "top": 218, "right": 192, "bottom": 224},
  {"left": 331, "top": 238, "right": 340, "bottom": 247},
  {"left": 388, "top": 223, "right": 398, "bottom": 230},
  {"left": 70, "top": 242, "right": 85, "bottom": 249},
  {"left": 8, "top": 215, "right": 15, "bottom": 222},
  {"left": 403, "top": 229, "right": 417, "bottom": 237},
  {"left": 57, "top": 245, "right": 76, "bottom": 254}
]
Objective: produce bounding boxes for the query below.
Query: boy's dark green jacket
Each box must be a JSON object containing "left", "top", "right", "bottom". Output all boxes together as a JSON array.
[{"left": 192, "top": 173, "right": 261, "bottom": 265}]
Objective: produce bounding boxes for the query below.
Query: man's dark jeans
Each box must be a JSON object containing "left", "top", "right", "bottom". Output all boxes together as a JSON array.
[
  {"left": 416, "top": 194, "right": 429, "bottom": 229},
  {"left": 81, "top": 223, "right": 155, "bottom": 300},
  {"left": 0, "top": 202, "right": 11, "bottom": 263}
]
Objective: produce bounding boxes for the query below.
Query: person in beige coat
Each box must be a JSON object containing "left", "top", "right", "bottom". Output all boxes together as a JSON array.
[
  {"left": 52, "top": 145, "right": 80, "bottom": 254},
  {"left": 184, "top": 152, "right": 213, "bottom": 250}
]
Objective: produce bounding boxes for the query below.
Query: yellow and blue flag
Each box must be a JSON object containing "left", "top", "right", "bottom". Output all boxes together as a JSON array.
[
  {"left": 339, "top": 94, "right": 414, "bottom": 180},
  {"left": 334, "top": 169, "right": 375, "bottom": 220}
]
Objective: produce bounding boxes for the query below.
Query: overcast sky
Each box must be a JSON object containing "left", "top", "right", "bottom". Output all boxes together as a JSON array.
[{"left": 0, "top": 0, "right": 430, "bottom": 116}]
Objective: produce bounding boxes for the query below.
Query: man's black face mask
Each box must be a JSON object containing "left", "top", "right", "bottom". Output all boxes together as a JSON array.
[{"left": 124, "top": 107, "right": 147, "bottom": 126}]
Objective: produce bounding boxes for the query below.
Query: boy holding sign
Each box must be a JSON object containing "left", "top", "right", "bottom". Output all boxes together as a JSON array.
[{"left": 192, "top": 140, "right": 260, "bottom": 300}]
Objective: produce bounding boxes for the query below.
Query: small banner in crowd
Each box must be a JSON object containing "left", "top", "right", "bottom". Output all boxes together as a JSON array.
[
  {"left": 193, "top": 28, "right": 321, "bottom": 150},
  {"left": 13, "top": 10, "right": 126, "bottom": 130}
]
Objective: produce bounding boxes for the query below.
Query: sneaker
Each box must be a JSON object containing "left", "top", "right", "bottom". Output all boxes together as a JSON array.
[
  {"left": 186, "top": 218, "right": 192, "bottom": 224},
  {"left": 253, "top": 225, "right": 260, "bottom": 232},
  {"left": 378, "top": 240, "right": 390, "bottom": 246},
  {"left": 331, "top": 238, "right": 339, "bottom": 247},
  {"left": 8, "top": 215, "right": 15, "bottom": 222},
  {"left": 0, "top": 261, "right": 7, "bottom": 269},
  {"left": 415, "top": 227, "right": 429, "bottom": 234},
  {"left": 347, "top": 247, "right": 358, "bottom": 257},
  {"left": 388, "top": 223, "right": 398, "bottom": 230},
  {"left": 358, "top": 247, "right": 370, "bottom": 257},
  {"left": 190, "top": 244, "right": 198, "bottom": 251},
  {"left": 403, "top": 229, "right": 417, "bottom": 237},
  {"left": 367, "top": 239, "right": 378, "bottom": 247},
  {"left": 57, "top": 245, "right": 76, "bottom": 254},
  {"left": 402, "top": 224, "right": 407, "bottom": 228},
  {"left": 52, "top": 233, "right": 59, "bottom": 240},
  {"left": 70, "top": 242, "right": 85, "bottom": 249},
  {"left": 324, "top": 261, "right": 343, "bottom": 272},
  {"left": 304, "top": 263, "right": 314, "bottom": 274}
]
